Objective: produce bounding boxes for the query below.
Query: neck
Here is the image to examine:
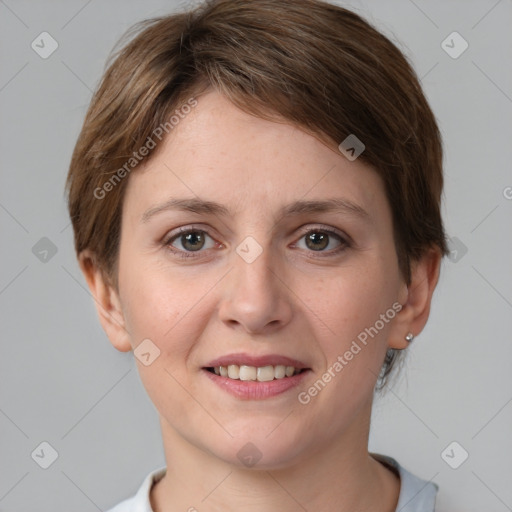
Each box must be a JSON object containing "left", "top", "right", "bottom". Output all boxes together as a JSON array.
[{"left": 150, "top": 400, "right": 400, "bottom": 512}]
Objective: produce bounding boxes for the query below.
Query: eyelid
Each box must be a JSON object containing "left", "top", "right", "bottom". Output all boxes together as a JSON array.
[
  {"left": 295, "top": 223, "right": 351, "bottom": 243},
  {"left": 163, "top": 224, "right": 218, "bottom": 242}
]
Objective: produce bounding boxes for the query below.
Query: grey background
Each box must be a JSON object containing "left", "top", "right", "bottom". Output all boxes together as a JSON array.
[{"left": 1, "top": 0, "right": 511, "bottom": 510}]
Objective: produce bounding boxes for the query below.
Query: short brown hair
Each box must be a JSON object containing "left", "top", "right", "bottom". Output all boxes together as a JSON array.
[{"left": 65, "top": 0, "right": 448, "bottom": 390}]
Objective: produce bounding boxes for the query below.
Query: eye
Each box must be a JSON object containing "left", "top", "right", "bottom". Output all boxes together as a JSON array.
[
  {"left": 164, "top": 228, "right": 218, "bottom": 257},
  {"left": 163, "top": 225, "right": 350, "bottom": 260},
  {"left": 294, "top": 227, "right": 349, "bottom": 255}
]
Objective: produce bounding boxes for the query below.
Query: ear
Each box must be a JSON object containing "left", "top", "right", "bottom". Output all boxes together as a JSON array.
[
  {"left": 78, "top": 250, "right": 132, "bottom": 352},
  {"left": 388, "top": 246, "right": 442, "bottom": 350}
]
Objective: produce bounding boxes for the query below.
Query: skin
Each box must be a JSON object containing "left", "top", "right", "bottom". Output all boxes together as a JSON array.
[{"left": 80, "top": 90, "right": 441, "bottom": 511}]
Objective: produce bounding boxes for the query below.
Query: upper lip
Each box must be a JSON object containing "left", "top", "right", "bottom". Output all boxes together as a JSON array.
[{"left": 204, "top": 353, "right": 310, "bottom": 369}]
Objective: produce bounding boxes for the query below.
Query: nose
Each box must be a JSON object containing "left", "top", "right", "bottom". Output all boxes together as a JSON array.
[{"left": 217, "top": 241, "right": 294, "bottom": 335}]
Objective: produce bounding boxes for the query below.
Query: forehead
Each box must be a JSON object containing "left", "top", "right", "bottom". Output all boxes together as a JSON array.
[{"left": 123, "top": 91, "right": 387, "bottom": 222}]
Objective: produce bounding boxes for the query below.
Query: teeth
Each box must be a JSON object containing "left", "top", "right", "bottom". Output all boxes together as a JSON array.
[
  {"left": 239, "top": 365, "right": 257, "bottom": 381},
  {"left": 213, "top": 364, "right": 302, "bottom": 381},
  {"left": 274, "top": 365, "right": 286, "bottom": 379},
  {"left": 256, "top": 365, "right": 274, "bottom": 382},
  {"left": 227, "top": 365, "right": 240, "bottom": 379}
]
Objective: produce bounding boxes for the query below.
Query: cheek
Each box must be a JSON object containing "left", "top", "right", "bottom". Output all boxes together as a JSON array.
[
  {"left": 303, "top": 274, "right": 398, "bottom": 413},
  {"left": 124, "top": 282, "right": 181, "bottom": 339},
  {"left": 118, "top": 256, "right": 214, "bottom": 360},
  {"left": 309, "top": 257, "right": 398, "bottom": 360}
]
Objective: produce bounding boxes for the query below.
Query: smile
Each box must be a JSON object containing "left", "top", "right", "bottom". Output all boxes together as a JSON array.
[{"left": 207, "top": 364, "right": 305, "bottom": 381}]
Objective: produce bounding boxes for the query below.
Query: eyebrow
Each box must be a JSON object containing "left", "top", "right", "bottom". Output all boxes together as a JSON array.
[{"left": 141, "top": 197, "right": 370, "bottom": 223}]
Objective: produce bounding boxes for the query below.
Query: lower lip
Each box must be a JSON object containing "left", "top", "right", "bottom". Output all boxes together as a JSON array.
[{"left": 202, "top": 368, "right": 311, "bottom": 400}]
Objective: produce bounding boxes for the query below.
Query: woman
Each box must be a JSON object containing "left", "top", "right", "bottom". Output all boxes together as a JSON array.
[{"left": 66, "top": 0, "right": 448, "bottom": 510}]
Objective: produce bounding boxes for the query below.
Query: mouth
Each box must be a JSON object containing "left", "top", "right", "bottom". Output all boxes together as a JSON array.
[
  {"left": 201, "top": 354, "right": 312, "bottom": 400},
  {"left": 202, "top": 353, "right": 311, "bottom": 380}
]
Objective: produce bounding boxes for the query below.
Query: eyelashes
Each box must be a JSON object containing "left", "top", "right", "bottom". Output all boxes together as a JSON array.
[{"left": 162, "top": 225, "right": 351, "bottom": 260}]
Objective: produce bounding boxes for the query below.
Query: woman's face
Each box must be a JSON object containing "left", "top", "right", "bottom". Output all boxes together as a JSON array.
[{"left": 113, "top": 90, "right": 409, "bottom": 467}]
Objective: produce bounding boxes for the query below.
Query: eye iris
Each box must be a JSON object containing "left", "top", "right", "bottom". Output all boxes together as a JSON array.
[
  {"left": 306, "top": 232, "right": 329, "bottom": 251},
  {"left": 182, "top": 231, "right": 205, "bottom": 251}
]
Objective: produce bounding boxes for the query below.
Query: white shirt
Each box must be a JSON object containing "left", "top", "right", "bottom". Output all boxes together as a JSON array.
[{"left": 106, "top": 453, "right": 438, "bottom": 512}]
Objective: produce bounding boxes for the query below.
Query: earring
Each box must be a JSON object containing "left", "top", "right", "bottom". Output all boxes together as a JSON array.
[{"left": 405, "top": 332, "right": 414, "bottom": 342}]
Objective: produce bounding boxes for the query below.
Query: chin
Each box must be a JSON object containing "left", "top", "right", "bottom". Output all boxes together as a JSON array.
[{"left": 208, "top": 431, "right": 307, "bottom": 471}]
